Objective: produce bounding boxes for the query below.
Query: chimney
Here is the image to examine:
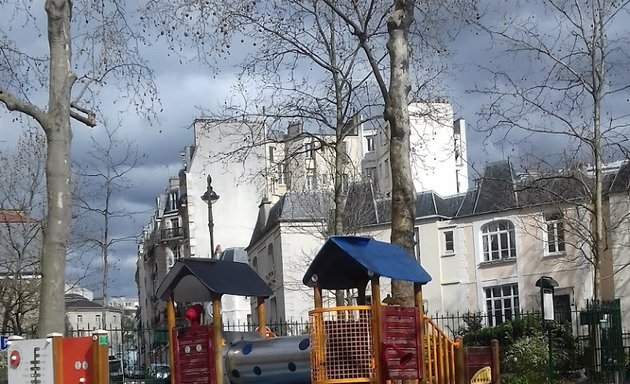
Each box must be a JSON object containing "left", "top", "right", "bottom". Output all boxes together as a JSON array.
[
  {"left": 287, "top": 121, "right": 302, "bottom": 138},
  {"left": 257, "top": 197, "right": 272, "bottom": 228}
]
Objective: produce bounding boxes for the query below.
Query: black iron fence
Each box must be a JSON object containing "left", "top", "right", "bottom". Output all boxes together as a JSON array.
[{"left": 2, "top": 307, "right": 627, "bottom": 383}]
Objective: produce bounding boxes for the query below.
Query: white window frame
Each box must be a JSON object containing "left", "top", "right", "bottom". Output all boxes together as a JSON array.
[
  {"left": 305, "top": 143, "right": 314, "bottom": 159},
  {"left": 414, "top": 227, "right": 421, "bottom": 262},
  {"left": 481, "top": 220, "right": 517, "bottom": 262},
  {"left": 306, "top": 174, "right": 316, "bottom": 190},
  {"left": 366, "top": 135, "right": 375, "bottom": 152},
  {"left": 277, "top": 163, "right": 286, "bottom": 185},
  {"left": 484, "top": 283, "right": 519, "bottom": 326},
  {"left": 441, "top": 229, "right": 455, "bottom": 256},
  {"left": 77, "top": 314, "right": 83, "bottom": 324},
  {"left": 544, "top": 213, "right": 566, "bottom": 255}
]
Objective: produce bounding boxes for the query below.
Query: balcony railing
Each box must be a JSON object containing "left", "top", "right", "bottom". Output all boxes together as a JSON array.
[{"left": 160, "top": 227, "right": 183, "bottom": 241}]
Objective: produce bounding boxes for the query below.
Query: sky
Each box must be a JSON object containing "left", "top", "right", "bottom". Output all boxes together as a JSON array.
[{"left": 1, "top": 1, "right": 629, "bottom": 298}]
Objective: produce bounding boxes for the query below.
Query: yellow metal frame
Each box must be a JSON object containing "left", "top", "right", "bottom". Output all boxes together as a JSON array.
[{"left": 423, "top": 315, "right": 461, "bottom": 384}]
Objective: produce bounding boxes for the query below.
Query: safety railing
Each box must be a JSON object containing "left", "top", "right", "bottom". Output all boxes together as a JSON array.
[
  {"left": 308, "top": 305, "right": 376, "bottom": 383},
  {"left": 424, "top": 315, "right": 461, "bottom": 384}
]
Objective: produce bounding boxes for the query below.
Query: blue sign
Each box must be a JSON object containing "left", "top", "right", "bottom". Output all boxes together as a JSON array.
[{"left": 0, "top": 335, "right": 7, "bottom": 350}]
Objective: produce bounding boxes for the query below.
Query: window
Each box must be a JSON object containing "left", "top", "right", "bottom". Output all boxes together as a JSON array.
[
  {"left": 165, "top": 190, "right": 179, "bottom": 212},
  {"left": 95, "top": 314, "right": 102, "bottom": 328},
  {"left": 485, "top": 283, "right": 519, "bottom": 326},
  {"left": 544, "top": 213, "right": 565, "bottom": 254},
  {"left": 277, "top": 163, "right": 286, "bottom": 185},
  {"left": 170, "top": 218, "right": 180, "bottom": 236},
  {"left": 554, "top": 294, "right": 572, "bottom": 324},
  {"left": 252, "top": 256, "right": 258, "bottom": 273},
  {"left": 171, "top": 245, "right": 181, "bottom": 261},
  {"left": 267, "top": 244, "right": 275, "bottom": 272},
  {"left": 454, "top": 136, "right": 463, "bottom": 166},
  {"left": 306, "top": 174, "right": 316, "bottom": 190},
  {"left": 321, "top": 174, "right": 328, "bottom": 185},
  {"left": 305, "top": 143, "right": 315, "bottom": 159},
  {"left": 481, "top": 220, "right": 516, "bottom": 261},
  {"left": 77, "top": 314, "right": 83, "bottom": 324},
  {"left": 442, "top": 230, "right": 455, "bottom": 255},
  {"left": 268, "top": 146, "right": 275, "bottom": 161},
  {"left": 455, "top": 170, "right": 461, "bottom": 193},
  {"left": 366, "top": 167, "right": 376, "bottom": 181},
  {"left": 366, "top": 135, "right": 375, "bottom": 152},
  {"left": 414, "top": 227, "right": 421, "bottom": 262}
]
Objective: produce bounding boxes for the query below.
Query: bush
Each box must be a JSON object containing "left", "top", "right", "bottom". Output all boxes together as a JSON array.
[
  {"left": 504, "top": 334, "right": 557, "bottom": 383},
  {"left": 458, "top": 315, "right": 583, "bottom": 375}
]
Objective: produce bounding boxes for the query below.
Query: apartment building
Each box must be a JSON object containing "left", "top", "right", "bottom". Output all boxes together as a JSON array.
[
  {"left": 248, "top": 101, "right": 470, "bottom": 322},
  {"left": 360, "top": 161, "right": 630, "bottom": 330}
]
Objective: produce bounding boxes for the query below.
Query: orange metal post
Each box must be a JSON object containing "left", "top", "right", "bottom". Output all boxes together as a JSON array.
[
  {"left": 213, "top": 297, "right": 224, "bottom": 384},
  {"left": 314, "top": 286, "right": 323, "bottom": 309},
  {"left": 51, "top": 333, "right": 64, "bottom": 384},
  {"left": 491, "top": 339, "right": 500, "bottom": 384},
  {"left": 414, "top": 283, "right": 426, "bottom": 384},
  {"left": 454, "top": 336, "right": 465, "bottom": 384},
  {"left": 92, "top": 330, "right": 110, "bottom": 384},
  {"left": 257, "top": 297, "right": 267, "bottom": 339},
  {"left": 371, "top": 276, "right": 382, "bottom": 384},
  {"left": 167, "top": 296, "right": 177, "bottom": 384}
]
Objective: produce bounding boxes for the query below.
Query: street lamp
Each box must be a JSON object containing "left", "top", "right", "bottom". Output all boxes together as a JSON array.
[
  {"left": 201, "top": 175, "right": 220, "bottom": 259},
  {"left": 536, "top": 276, "right": 559, "bottom": 383}
]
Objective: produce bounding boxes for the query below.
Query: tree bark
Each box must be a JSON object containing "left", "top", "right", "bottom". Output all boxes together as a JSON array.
[
  {"left": 38, "top": 0, "right": 74, "bottom": 336},
  {"left": 386, "top": 0, "right": 416, "bottom": 307}
]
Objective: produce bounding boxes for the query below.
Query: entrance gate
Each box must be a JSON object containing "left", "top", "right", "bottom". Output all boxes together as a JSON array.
[{"left": 580, "top": 299, "right": 624, "bottom": 383}]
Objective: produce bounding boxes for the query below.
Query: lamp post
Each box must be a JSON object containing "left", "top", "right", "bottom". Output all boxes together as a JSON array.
[
  {"left": 201, "top": 175, "right": 220, "bottom": 259},
  {"left": 536, "top": 276, "right": 559, "bottom": 383}
]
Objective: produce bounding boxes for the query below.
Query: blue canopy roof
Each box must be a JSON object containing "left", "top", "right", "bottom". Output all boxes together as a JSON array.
[{"left": 302, "top": 236, "right": 432, "bottom": 290}]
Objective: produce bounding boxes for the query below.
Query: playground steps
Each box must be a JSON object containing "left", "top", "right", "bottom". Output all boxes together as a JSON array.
[{"left": 423, "top": 315, "right": 460, "bottom": 384}]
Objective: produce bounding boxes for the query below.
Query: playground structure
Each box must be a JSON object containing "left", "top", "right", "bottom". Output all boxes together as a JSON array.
[
  {"left": 156, "top": 236, "right": 490, "bottom": 384},
  {"left": 6, "top": 331, "right": 110, "bottom": 384}
]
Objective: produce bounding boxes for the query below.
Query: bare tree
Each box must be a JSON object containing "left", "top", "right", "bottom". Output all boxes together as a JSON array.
[
  {"left": 74, "top": 123, "right": 145, "bottom": 328},
  {"left": 0, "top": 1, "right": 155, "bottom": 334},
  {"left": 322, "top": 0, "right": 421, "bottom": 305},
  {"left": 469, "top": 0, "right": 630, "bottom": 299},
  {"left": 0, "top": 130, "right": 46, "bottom": 334}
]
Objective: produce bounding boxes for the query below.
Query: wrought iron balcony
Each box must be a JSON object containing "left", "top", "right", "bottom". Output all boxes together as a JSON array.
[{"left": 160, "top": 227, "right": 183, "bottom": 241}]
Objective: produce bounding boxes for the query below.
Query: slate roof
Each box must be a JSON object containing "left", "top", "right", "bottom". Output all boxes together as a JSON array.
[
  {"left": 248, "top": 160, "right": 630, "bottom": 246},
  {"left": 65, "top": 294, "right": 103, "bottom": 309},
  {"left": 248, "top": 191, "right": 330, "bottom": 248}
]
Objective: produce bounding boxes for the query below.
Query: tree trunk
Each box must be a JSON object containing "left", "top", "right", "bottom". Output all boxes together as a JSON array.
[
  {"left": 591, "top": 4, "right": 604, "bottom": 301},
  {"left": 386, "top": 0, "right": 416, "bottom": 307},
  {"left": 38, "top": 0, "right": 74, "bottom": 336}
]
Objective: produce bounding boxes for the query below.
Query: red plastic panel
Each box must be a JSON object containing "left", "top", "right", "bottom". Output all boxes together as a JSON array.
[
  {"left": 61, "top": 337, "right": 94, "bottom": 384},
  {"left": 380, "top": 306, "right": 422, "bottom": 380},
  {"left": 174, "top": 325, "right": 215, "bottom": 384},
  {"left": 464, "top": 346, "right": 494, "bottom": 383}
]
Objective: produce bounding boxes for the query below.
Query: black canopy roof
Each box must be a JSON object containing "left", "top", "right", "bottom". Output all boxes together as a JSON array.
[{"left": 156, "top": 258, "right": 272, "bottom": 302}]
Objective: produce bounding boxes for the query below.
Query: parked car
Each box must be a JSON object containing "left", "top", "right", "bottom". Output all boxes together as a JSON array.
[
  {"left": 108, "top": 357, "right": 123, "bottom": 383},
  {"left": 124, "top": 365, "right": 145, "bottom": 379},
  {"left": 149, "top": 364, "right": 170, "bottom": 382}
]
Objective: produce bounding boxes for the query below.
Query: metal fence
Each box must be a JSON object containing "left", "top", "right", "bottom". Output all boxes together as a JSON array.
[{"left": 2, "top": 309, "right": 627, "bottom": 383}]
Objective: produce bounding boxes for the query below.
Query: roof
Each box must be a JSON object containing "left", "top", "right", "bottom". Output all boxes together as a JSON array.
[
  {"left": 248, "top": 191, "right": 330, "bottom": 248},
  {"left": 65, "top": 294, "right": 104, "bottom": 309},
  {"left": 156, "top": 258, "right": 272, "bottom": 302},
  {"left": 0, "top": 210, "right": 32, "bottom": 223},
  {"left": 302, "top": 236, "right": 432, "bottom": 290}
]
